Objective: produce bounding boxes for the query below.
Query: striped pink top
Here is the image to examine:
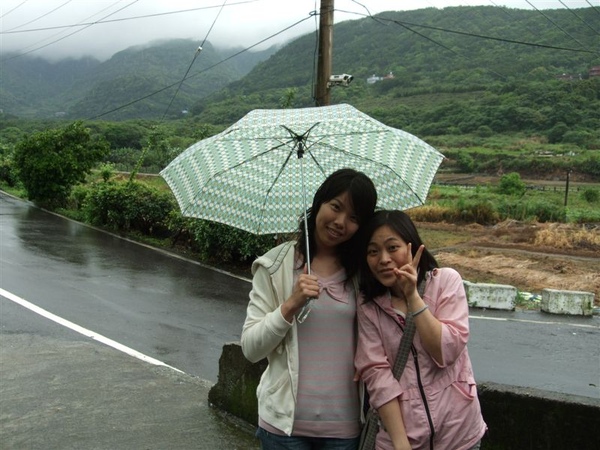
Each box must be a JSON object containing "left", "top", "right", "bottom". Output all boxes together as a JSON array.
[{"left": 293, "top": 268, "right": 361, "bottom": 437}]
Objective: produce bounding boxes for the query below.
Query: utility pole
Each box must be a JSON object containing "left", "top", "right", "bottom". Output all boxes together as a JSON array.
[{"left": 315, "top": 0, "right": 334, "bottom": 107}]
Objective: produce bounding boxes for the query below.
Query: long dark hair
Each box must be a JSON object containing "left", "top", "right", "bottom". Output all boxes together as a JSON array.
[
  {"left": 360, "top": 210, "right": 439, "bottom": 302},
  {"left": 296, "top": 168, "right": 377, "bottom": 281}
]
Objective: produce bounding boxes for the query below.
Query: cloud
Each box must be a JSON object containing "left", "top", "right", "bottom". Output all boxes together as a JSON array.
[{"left": 0, "top": 0, "right": 591, "bottom": 62}]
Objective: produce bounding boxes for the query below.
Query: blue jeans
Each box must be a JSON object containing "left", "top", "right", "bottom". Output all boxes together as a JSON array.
[{"left": 256, "top": 427, "right": 360, "bottom": 450}]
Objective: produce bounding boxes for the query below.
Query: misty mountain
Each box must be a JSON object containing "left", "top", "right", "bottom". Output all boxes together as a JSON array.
[
  {"left": 194, "top": 5, "right": 600, "bottom": 127},
  {"left": 1, "top": 6, "right": 598, "bottom": 124},
  {"left": 0, "top": 39, "right": 277, "bottom": 120}
]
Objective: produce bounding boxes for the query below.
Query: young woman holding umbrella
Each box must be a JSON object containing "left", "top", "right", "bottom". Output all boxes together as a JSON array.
[
  {"left": 241, "top": 168, "right": 378, "bottom": 450},
  {"left": 355, "top": 210, "right": 487, "bottom": 450}
]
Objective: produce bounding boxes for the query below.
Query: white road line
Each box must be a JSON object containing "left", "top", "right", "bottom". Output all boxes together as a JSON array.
[
  {"left": 469, "top": 314, "right": 599, "bottom": 329},
  {"left": 0, "top": 287, "right": 184, "bottom": 373}
]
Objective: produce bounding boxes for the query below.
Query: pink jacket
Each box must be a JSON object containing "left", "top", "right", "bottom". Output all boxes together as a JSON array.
[{"left": 355, "top": 268, "right": 487, "bottom": 450}]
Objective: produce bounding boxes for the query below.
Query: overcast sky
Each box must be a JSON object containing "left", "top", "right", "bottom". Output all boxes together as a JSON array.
[{"left": 0, "top": 0, "right": 594, "bottom": 62}]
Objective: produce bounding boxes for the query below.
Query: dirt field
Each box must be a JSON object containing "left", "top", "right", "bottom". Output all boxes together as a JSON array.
[{"left": 418, "top": 220, "right": 600, "bottom": 306}]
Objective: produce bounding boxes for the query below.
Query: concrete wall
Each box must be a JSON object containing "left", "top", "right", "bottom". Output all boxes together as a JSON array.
[
  {"left": 209, "top": 343, "right": 600, "bottom": 450},
  {"left": 464, "top": 282, "right": 595, "bottom": 315},
  {"left": 541, "top": 288, "right": 595, "bottom": 316},
  {"left": 464, "top": 281, "right": 517, "bottom": 310}
]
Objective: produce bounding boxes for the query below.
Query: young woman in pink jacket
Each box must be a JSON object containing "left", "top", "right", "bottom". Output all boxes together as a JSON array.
[{"left": 355, "top": 210, "right": 487, "bottom": 450}]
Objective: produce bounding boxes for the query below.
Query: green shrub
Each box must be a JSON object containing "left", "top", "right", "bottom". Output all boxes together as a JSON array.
[
  {"left": 189, "top": 220, "right": 276, "bottom": 265},
  {"left": 497, "top": 172, "right": 526, "bottom": 196},
  {"left": 455, "top": 198, "right": 499, "bottom": 224},
  {"left": 83, "top": 181, "right": 174, "bottom": 235},
  {"left": 99, "top": 163, "right": 116, "bottom": 182},
  {"left": 457, "top": 151, "right": 475, "bottom": 173},
  {"left": 497, "top": 199, "right": 565, "bottom": 222},
  {"left": 580, "top": 188, "right": 599, "bottom": 204},
  {"left": 0, "top": 148, "right": 18, "bottom": 187},
  {"left": 568, "top": 208, "right": 600, "bottom": 224}
]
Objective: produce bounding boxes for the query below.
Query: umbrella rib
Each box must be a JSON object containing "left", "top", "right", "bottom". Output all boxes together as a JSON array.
[{"left": 186, "top": 138, "right": 296, "bottom": 216}]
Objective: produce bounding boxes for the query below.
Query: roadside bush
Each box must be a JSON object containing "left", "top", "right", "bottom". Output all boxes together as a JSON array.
[
  {"left": 497, "top": 199, "right": 565, "bottom": 222},
  {"left": 0, "top": 148, "right": 18, "bottom": 187},
  {"left": 455, "top": 198, "right": 499, "bottom": 224},
  {"left": 189, "top": 220, "right": 276, "bottom": 265},
  {"left": 497, "top": 172, "right": 526, "bottom": 196},
  {"left": 568, "top": 208, "right": 600, "bottom": 224},
  {"left": 580, "top": 188, "right": 599, "bottom": 204},
  {"left": 83, "top": 181, "right": 174, "bottom": 235}
]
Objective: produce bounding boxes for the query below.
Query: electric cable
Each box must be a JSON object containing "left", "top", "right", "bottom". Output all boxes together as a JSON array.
[
  {"left": 88, "top": 14, "right": 314, "bottom": 120},
  {"left": 0, "top": 1, "right": 256, "bottom": 35},
  {"left": 338, "top": 9, "right": 599, "bottom": 56},
  {"left": 525, "top": 0, "right": 591, "bottom": 51},
  {"left": 3, "top": 0, "right": 72, "bottom": 33},
  {"left": 0, "top": 0, "right": 28, "bottom": 20},
  {"left": 2, "top": 0, "right": 141, "bottom": 62},
  {"left": 557, "top": 0, "right": 600, "bottom": 37},
  {"left": 2, "top": 0, "right": 123, "bottom": 60},
  {"left": 161, "top": 0, "right": 229, "bottom": 120},
  {"left": 584, "top": 0, "right": 600, "bottom": 17},
  {"left": 394, "top": 16, "right": 599, "bottom": 55}
]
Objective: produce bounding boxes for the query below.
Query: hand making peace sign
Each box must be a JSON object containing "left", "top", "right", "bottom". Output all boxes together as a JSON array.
[{"left": 393, "top": 242, "right": 425, "bottom": 299}]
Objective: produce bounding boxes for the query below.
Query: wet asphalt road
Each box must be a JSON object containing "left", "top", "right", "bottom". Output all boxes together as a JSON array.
[{"left": 1, "top": 191, "right": 599, "bottom": 398}]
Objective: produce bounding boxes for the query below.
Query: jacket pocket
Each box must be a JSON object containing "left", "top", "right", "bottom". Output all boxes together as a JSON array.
[
  {"left": 450, "top": 380, "right": 476, "bottom": 400},
  {"left": 261, "top": 369, "right": 292, "bottom": 418}
]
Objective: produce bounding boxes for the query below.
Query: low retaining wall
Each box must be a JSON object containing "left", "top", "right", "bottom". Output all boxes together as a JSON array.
[
  {"left": 209, "top": 343, "right": 600, "bottom": 450},
  {"left": 464, "top": 282, "right": 594, "bottom": 315},
  {"left": 541, "top": 288, "right": 595, "bottom": 316},
  {"left": 464, "top": 281, "right": 517, "bottom": 310}
]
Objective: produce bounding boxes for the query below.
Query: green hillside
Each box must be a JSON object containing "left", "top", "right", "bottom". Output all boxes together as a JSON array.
[
  {"left": 0, "top": 40, "right": 276, "bottom": 120},
  {"left": 194, "top": 6, "right": 600, "bottom": 139}
]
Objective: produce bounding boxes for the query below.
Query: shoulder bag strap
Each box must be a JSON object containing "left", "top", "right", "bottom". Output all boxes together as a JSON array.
[{"left": 391, "top": 274, "right": 428, "bottom": 380}]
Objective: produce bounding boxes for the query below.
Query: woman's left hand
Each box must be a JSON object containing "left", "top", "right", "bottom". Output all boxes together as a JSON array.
[{"left": 393, "top": 243, "right": 424, "bottom": 298}]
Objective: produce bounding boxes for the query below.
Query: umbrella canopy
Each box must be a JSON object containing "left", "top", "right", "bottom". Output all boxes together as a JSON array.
[{"left": 160, "top": 103, "right": 444, "bottom": 235}]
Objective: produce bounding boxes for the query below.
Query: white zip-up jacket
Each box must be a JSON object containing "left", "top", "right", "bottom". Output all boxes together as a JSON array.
[{"left": 241, "top": 241, "right": 299, "bottom": 436}]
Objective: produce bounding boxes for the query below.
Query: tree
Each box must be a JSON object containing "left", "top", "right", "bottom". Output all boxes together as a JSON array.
[{"left": 13, "top": 121, "right": 109, "bottom": 208}]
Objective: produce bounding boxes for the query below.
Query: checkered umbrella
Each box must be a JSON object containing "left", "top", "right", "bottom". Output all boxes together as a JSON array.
[{"left": 160, "top": 104, "right": 444, "bottom": 236}]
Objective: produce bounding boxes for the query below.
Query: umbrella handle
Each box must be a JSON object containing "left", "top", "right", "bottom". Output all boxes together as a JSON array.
[
  {"left": 297, "top": 299, "right": 312, "bottom": 323},
  {"left": 296, "top": 152, "right": 312, "bottom": 324}
]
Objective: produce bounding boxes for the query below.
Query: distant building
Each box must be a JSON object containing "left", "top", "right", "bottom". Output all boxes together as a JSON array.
[
  {"left": 367, "top": 74, "right": 381, "bottom": 84},
  {"left": 54, "top": 112, "right": 66, "bottom": 117},
  {"left": 367, "top": 72, "right": 395, "bottom": 84},
  {"left": 555, "top": 73, "right": 581, "bottom": 81},
  {"left": 590, "top": 66, "right": 600, "bottom": 77}
]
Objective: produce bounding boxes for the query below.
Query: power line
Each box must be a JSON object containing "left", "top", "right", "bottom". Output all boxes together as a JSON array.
[
  {"left": 525, "top": 0, "right": 592, "bottom": 51},
  {"left": 88, "top": 14, "right": 314, "bottom": 120},
  {"left": 0, "top": 0, "right": 28, "bottom": 20},
  {"left": 584, "top": 0, "right": 600, "bottom": 17},
  {"left": 2, "top": 0, "right": 141, "bottom": 62},
  {"left": 162, "top": 0, "right": 230, "bottom": 120},
  {"left": 0, "top": 1, "right": 257, "bottom": 34},
  {"left": 3, "top": 0, "right": 124, "bottom": 60},
  {"left": 370, "top": 13, "right": 600, "bottom": 55},
  {"left": 558, "top": 0, "right": 600, "bottom": 37},
  {"left": 338, "top": 8, "right": 598, "bottom": 55},
  {"left": 4, "top": 0, "right": 73, "bottom": 32}
]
